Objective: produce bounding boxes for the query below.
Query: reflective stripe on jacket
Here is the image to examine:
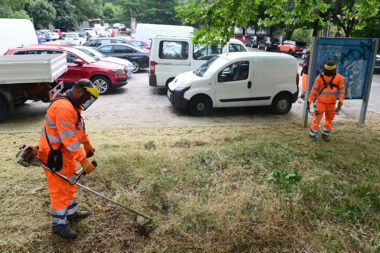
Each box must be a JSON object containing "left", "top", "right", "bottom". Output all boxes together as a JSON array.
[
  {"left": 38, "top": 98, "right": 88, "bottom": 164},
  {"left": 308, "top": 73, "right": 345, "bottom": 104}
]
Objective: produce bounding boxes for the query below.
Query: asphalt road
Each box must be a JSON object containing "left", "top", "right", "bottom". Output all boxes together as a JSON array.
[{"left": 1, "top": 47, "right": 379, "bottom": 133}]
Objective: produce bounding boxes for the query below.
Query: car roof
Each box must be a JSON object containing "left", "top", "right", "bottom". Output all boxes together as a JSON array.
[
  {"left": 220, "top": 51, "right": 296, "bottom": 61},
  {"left": 96, "top": 43, "right": 143, "bottom": 52}
]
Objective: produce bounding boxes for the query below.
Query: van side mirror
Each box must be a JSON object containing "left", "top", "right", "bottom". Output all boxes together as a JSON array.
[
  {"left": 73, "top": 59, "right": 84, "bottom": 65},
  {"left": 218, "top": 74, "right": 228, "bottom": 82}
]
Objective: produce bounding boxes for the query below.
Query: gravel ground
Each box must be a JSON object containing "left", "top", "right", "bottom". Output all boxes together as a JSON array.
[{"left": 1, "top": 48, "right": 379, "bottom": 133}]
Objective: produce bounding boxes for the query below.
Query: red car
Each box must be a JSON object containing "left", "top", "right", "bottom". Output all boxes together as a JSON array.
[
  {"left": 49, "top": 29, "right": 63, "bottom": 39},
  {"left": 277, "top": 40, "right": 307, "bottom": 56},
  {"left": 233, "top": 34, "right": 246, "bottom": 43},
  {"left": 5, "top": 45, "right": 127, "bottom": 95},
  {"left": 128, "top": 39, "right": 151, "bottom": 50}
]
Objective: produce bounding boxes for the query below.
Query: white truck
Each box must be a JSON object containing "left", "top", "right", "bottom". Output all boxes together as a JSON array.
[
  {"left": 134, "top": 23, "right": 194, "bottom": 42},
  {"left": 0, "top": 54, "right": 68, "bottom": 122}
]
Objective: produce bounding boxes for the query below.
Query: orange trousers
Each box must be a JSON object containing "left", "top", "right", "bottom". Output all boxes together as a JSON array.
[
  {"left": 302, "top": 73, "right": 308, "bottom": 93},
  {"left": 43, "top": 156, "right": 77, "bottom": 210},
  {"left": 310, "top": 102, "right": 336, "bottom": 136}
]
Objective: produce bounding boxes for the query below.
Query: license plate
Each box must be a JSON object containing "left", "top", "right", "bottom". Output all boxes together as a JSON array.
[{"left": 49, "top": 81, "right": 64, "bottom": 100}]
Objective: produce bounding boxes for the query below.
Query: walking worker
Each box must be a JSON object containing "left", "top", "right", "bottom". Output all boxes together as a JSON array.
[
  {"left": 299, "top": 48, "right": 310, "bottom": 99},
  {"left": 37, "top": 79, "right": 99, "bottom": 239},
  {"left": 307, "top": 60, "right": 345, "bottom": 141}
]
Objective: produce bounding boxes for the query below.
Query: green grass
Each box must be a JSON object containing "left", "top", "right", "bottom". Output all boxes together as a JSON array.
[{"left": 0, "top": 121, "right": 379, "bottom": 252}]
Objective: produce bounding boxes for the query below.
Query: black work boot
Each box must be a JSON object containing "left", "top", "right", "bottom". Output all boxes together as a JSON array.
[
  {"left": 53, "top": 226, "right": 77, "bottom": 240},
  {"left": 309, "top": 135, "right": 317, "bottom": 142},
  {"left": 322, "top": 134, "right": 330, "bottom": 142},
  {"left": 67, "top": 211, "right": 90, "bottom": 222}
]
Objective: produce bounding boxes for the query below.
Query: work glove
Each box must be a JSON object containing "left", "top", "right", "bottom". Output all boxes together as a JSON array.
[
  {"left": 306, "top": 101, "right": 310, "bottom": 110},
  {"left": 80, "top": 157, "right": 95, "bottom": 174},
  {"left": 83, "top": 141, "right": 95, "bottom": 158}
]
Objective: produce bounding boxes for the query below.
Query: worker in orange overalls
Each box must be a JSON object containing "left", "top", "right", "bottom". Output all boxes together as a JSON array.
[
  {"left": 307, "top": 60, "right": 345, "bottom": 141},
  {"left": 299, "top": 48, "right": 310, "bottom": 99},
  {"left": 38, "top": 79, "right": 99, "bottom": 239}
]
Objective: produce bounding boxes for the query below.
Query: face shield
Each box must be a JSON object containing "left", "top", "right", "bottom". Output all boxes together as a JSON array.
[{"left": 80, "top": 86, "right": 99, "bottom": 111}]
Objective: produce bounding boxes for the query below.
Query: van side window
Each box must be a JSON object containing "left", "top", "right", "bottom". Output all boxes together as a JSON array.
[
  {"left": 159, "top": 41, "right": 189, "bottom": 60},
  {"left": 229, "top": 44, "right": 247, "bottom": 52},
  {"left": 193, "top": 44, "right": 222, "bottom": 60},
  {"left": 218, "top": 61, "right": 249, "bottom": 82}
]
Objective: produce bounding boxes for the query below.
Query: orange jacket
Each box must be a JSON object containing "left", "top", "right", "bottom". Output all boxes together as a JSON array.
[
  {"left": 38, "top": 97, "right": 88, "bottom": 165},
  {"left": 308, "top": 73, "right": 345, "bottom": 104}
]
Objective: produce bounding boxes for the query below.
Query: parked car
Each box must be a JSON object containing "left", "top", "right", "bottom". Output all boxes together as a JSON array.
[
  {"left": 84, "top": 37, "right": 132, "bottom": 48},
  {"left": 49, "top": 29, "right": 62, "bottom": 39},
  {"left": 233, "top": 34, "right": 246, "bottom": 43},
  {"left": 43, "top": 30, "right": 59, "bottom": 40},
  {"left": 128, "top": 39, "right": 151, "bottom": 50},
  {"left": 258, "top": 37, "right": 280, "bottom": 51},
  {"left": 96, "top": 43, "right": 150, "bottom": 73},
  {"left": 83, "top": 28, "right": 97, "bottom": 38},
  {"left": 76, "top": 46, "right": 134, "bottom": 77},
  {"left": 61, "top": 33, "right": 87, "bottom": 46},
  {"left": 37, "top": 30, "right": 50, "bottom": 41},
  {"left": 94, "top": 26, "right": 107, "bottom": 37},
  {"left": 4, "top": 45, "right": 128, "bottom": 95},
  {"left": 277, "top": 40, "right": 307, "bottom": 56},
  {"left": 375, "top": 54, "right": 380, "bottom": 73},
  {"left": 244, "top": 36, "right": 262, "bottom": 48},
  {"left": 167, "top": 52, "right": 299, "bottom": 115}
]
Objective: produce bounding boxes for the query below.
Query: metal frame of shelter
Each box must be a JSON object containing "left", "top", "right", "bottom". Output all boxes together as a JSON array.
[{"left": 302, "top": 37, "right": 379, "bottom": 127}]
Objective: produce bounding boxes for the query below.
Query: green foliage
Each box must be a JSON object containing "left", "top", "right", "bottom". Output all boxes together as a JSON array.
[
  {"left": 102, "top": 2, "right": 115, "bottom": 19},
  {"left": 291, "top": 28, "right": 313, "bottom": 43},
  {"left": 0, "top": 0, "right": 30, "bottom": 19},
  {"left": 29, "top": 0, "right": 56, "bottom": 28},
  {"left": 267, "top": 170, "right": 301, "bottom": 193},
  {"left": 51, "top": 0, "right": 78, "bottom": 29}
]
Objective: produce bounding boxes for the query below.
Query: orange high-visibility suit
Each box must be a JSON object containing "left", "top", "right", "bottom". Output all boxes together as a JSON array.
[
  {"left": 38, "top": 94, "right": 88, "bottom": 232},
  {"left": 308, "top": 73, "right": 345, "bottom": 137}
]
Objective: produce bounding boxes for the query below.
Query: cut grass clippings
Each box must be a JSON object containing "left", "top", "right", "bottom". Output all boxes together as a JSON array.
[{"left": 0, "top": 121, "right": 379, "bottom": 252}]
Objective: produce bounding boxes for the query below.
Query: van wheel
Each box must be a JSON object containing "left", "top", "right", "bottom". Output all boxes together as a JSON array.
[
  {"left": 91, "top": 76, "right": 111, "bottom": 95},
  {"left": 271, "top": 93, "right": 292, "bottom": 114},
  {"left": 0, "top": 96, "right": 10, "bottom": 122},
  {"left": 189, "top": 95, "right": 212, "bottom": 116},
  {"left": 132, "top": 61, "right": 140, "bottom": 73}
]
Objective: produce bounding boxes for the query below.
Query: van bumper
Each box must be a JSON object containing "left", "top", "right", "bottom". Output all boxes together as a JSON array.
[
  {"left": 291, "top": 90, "right": 298, "bottom": 103},
  {"left": 168, "top": 86, "right": 190, "bottom": 111},
  {"left": 149, "top": 74, "right": 157, "bottom": 87}
]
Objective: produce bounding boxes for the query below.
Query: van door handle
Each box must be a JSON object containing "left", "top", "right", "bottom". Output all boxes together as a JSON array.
[{"left": 248, "top": 81, "right": 252, "bottom": 89}]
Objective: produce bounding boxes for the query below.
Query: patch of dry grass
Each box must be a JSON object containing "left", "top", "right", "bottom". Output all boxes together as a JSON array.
[{"left": 0, "top": 121, "right": 379, "bottom": 252}]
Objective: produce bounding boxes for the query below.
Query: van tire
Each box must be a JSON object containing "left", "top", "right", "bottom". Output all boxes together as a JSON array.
[
  {"left": 91, "top": 76, "right": 111, "bottom": 95},
  {"left": 271, "top": 93, "right": 292, "bottom": 114},
  {"left": 188, "top": 95, "right": 212, "bottom": 116},
  {"left": 0, "top": 95, "right": 10, "bottom": 122},
  {"left": 132, "top": 61, "right": 140, "bottom": 73}
]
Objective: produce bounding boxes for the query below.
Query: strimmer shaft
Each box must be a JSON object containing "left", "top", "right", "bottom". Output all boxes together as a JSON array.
[{"left": 41, "top": 163, "right": 152, "bottom": 222}]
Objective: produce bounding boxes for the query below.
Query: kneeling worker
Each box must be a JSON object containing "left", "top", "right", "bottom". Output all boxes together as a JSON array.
[
  {"left": 307, "top": 60, "right": 345, "bottom": 141},
  {"left": 38, "top": 79, "right": 99, "bottom": 239}
]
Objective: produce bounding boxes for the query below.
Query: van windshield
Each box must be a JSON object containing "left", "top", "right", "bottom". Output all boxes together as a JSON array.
[{"left": 194, "top": 56, "right": 229, "bottom": 77}]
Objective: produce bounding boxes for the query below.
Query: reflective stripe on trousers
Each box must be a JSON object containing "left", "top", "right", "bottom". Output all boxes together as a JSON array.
[{"left": 52, "top": 199, "right": 77, "bottom": 232}]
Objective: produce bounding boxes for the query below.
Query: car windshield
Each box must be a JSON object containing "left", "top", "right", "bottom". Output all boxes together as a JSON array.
[
  {"left": 194, "top": 56, "right": 229, "bottom": 77},
  {"left": 77, "top": 47, "right": 104, "bottom": 60},
  {"left": 67, "top": 48, "right": 97, "bottom": 63}
]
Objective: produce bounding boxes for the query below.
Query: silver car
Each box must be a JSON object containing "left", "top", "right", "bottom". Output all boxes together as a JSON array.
[{"left": 75, "top": 46, "right": 134, "bottom": 77}]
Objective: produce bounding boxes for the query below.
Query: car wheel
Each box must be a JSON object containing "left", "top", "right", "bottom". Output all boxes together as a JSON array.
[
  {"left": 188, "top": 95, "right": 212, "bottom": 116},
  {"left": 91, "top": 76, "right": 111, "bottom": 95},
  {"left": 271, "top": 93, "right": 292, "bottom": 114},
  {"left": 132, "top": 61, "right": 140, "bottom": 73}
]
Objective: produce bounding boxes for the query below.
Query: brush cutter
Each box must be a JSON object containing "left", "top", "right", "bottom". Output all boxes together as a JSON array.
[{"left": 16, "top": 145, "right": 154, "bottom": 229}]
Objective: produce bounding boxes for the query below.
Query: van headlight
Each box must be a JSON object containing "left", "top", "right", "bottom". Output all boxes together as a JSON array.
[{"left": 176, "top": 81, "right": 192, "bottom": 89}]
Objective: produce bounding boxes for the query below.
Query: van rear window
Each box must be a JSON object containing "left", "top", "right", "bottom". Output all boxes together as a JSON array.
[
  {"left": 159, "top": 41, "right": 189, "bottom": 60},
  {"left": 193, "top": 44, "right": 222, "bottom": 60}
]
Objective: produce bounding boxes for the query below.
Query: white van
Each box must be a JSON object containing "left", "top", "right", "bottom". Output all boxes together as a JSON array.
[
  {"left": 149, "top": 35, "right": 248, "bottom": 88},
  {"left": 167, "top": 52, "right": 299, "bottom": 115},
  {"left": 0, "top": 19, "right": 38, "bottom": 55},
  {"left": 135, "top": 24, "right": 194, "bottom": 42}
]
